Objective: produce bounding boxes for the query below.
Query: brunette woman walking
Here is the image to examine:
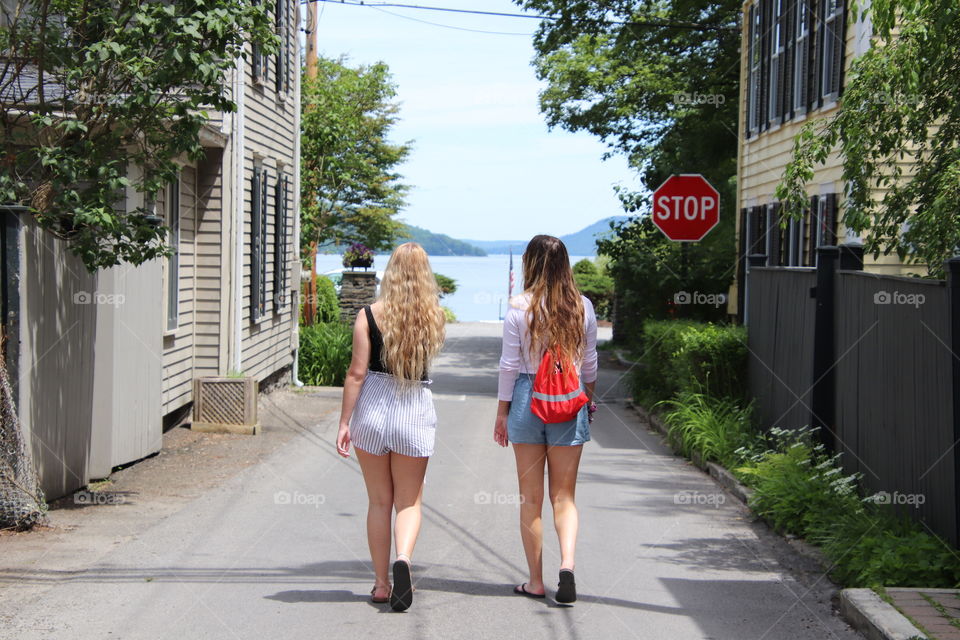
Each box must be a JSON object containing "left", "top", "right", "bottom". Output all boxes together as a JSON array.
[
  {"left": 336, "top": 242, "right": 446, "bottom": 612},
  {"left": 494, "top": 234, "right": 598, "bottom": 604}
]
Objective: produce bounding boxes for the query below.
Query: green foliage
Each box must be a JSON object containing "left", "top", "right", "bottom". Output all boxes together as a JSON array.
[
  {"left": 658, "top": 391, "right": 755, "bottom": 469},
  {"left": 633, "top": 320, "right": 747, "bottom": 406},
  {"left": 776, "top": 0, "right": 960, "bottom": 277},
  {"left": 442, "top": 306, "right": 457, "bottom": 323},
  {"left": 573, "top": 258, "right": 614, "bottom": 320},
  {"left": 519, "top": 1, "right": 741, "bottom": 334},
  {"left": 298, "top": 322, "right": 352, "bottom": 386},
  {"left": 0, "top": 0, "right": 278, "bottom": 271},
  {"left": 300, "top": 56, "right": 411, "bottom": 264},
  {"left": 313, "top": 276, "right": 340, "bottom": 324},
  {"left": 434, "top": 273, "right": 457, "bottom": 299},
  {"left": 734, "top": 426, "right": 960, "bottom": 588}
]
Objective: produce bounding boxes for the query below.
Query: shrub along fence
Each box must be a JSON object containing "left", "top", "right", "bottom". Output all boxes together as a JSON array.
[{"left": 745, "top": 244, "right": 960, "bottom": 545}]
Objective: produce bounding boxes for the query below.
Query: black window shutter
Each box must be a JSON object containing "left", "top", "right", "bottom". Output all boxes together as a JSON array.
[
  {"left": 260, "top": 169, "right": 269, "bottom": 314},
  {"left": 275, "top": 0, "right": 285, "bottom": 93},
  {"left": 760, "top": 0, "right": 771, "bottom": 131},
  {"left": 832, "top": 0, "right": 847, "bottom": 98},
  {"left": 798, "top": 0, "right": 811, "bottom": 111},
  {"left": 752, "top": 205, "right": 767, "bottom": 261},
  {"left": 273, "top": 175, "right": 287, "bottom": 309},
  {"left": 767, "top": 203, "right": 783, "bottom": 266},
  {"left": 251, "top": 169, "right": 262, "bottom": 321}
]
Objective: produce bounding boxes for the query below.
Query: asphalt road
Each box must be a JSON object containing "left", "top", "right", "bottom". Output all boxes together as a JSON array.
[{"left": 5, "top": 322, "right": 862, "bottom": 639}]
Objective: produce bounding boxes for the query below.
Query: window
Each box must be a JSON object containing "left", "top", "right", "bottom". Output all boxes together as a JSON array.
[
  {"left": 768, "top": 0, "right": 785, "bottom": 124},
  {"left": 273, "top": 174, "right": 288, "bottom": 310},
  {"left": 819, "top": 0, "right": 846, "bottom": 100},
  {"left": 251, "top": 0, "right": 269, "bottom": 84},
  {"left": 251, "top": 165, "right": 269, "bottom": 321},
  {"left": 747, "top": 3, "right": 762, "bottom": 135},
  {"left": 165, "top": 171, "right": 180, "bottom": 332}
]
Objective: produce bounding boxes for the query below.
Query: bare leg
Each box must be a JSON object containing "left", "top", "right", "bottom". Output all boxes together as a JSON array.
[
  {"left": 390, "top": 452, "right": 429, "bottom": 560},
  {"left": 513, "top": 443, "right": 547, "bottom": 595},
  {"left": 546, "top": 444, "right": 583, "bottom": 571},
  {"left": 356, "top": 447, "right": 393, "bottom": 599}
]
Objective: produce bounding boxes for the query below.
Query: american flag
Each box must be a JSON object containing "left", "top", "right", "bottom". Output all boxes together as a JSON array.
[{"left": 508, "top": 248, "right": 515, "bottom": 298}]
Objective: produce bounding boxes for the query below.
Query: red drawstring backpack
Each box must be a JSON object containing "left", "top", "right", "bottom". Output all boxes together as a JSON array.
[{"left": 530, "top": 347, "right": 590, "bottom": 424}]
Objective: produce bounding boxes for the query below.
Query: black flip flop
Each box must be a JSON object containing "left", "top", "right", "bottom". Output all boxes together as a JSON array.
[
  {"left": 556, "top": 569, "right": 576, "bottom": 604},
  {"left": 514, "top": 583, "right": 546, "bottom": 599},
  {"left": 390, "top": 559, "right": 413, "bottom": 612}
]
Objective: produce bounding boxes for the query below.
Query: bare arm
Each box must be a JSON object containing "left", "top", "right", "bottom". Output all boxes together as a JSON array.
[{"left": 336, "top": 311, "right": 370, "bottom": 458}]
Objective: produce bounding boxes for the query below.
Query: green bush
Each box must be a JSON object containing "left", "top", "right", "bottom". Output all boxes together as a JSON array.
[
  {"left": 734, "top": 426, "right": 960, "bottom": 588},
  {"left": 573, "top": 259, "right": 615, "bottom": 320},
  {"left": 442, "top": 306, "right": 457, "bottom": 323},
  {"left": 315, "top": 275, "right": 340, "bottom": 323},
  {"left": 658, "top": 391, "right": 755, "bottom": 469},
  {"left": 435, "top": 273, "right": 457, "bottom": 299},
  {"left": 633, "top": 320, "right": 748, "bottom": 406},
  {"left": 298, "top": 322, "right": 352, "bottom": 386}
]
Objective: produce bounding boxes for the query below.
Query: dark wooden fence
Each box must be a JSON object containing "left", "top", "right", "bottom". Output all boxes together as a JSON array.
[{"left": 746, "top": 246, "right": 960, "bottom": 545}]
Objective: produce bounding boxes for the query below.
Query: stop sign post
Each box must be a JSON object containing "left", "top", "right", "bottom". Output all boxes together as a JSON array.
[{"left": 651, "top": 174, "right": 720, "bottom": 242}]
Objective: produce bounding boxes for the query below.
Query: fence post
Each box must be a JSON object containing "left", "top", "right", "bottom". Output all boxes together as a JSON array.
[
  {"left": 811, "top": 245, "right": 840, "bottom": 451},
  {"left": 946, "top": 256, "right": 960, "bottom": 546},
  {"left": 838, "top": 243, "right": 864, "bottom": 272},
  {"left": 743, "top": 253, "right": 767, "bottom": 327}
]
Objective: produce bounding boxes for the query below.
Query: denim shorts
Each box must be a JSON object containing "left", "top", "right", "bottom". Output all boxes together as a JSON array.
[{"left": 507, "top": 374, "right": 591, "bottom": 447}]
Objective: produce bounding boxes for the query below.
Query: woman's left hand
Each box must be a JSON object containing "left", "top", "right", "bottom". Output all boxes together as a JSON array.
[
  {"left": 493, "top": 415, "right": 509, "bottom": 448},
  {"left": 336, "top": 423, "right": 352, "bottom": 458}
]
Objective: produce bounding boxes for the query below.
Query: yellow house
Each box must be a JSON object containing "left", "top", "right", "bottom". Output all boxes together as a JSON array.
[{"left": 732, "top": 0, "right": 916, "bottom": 318}]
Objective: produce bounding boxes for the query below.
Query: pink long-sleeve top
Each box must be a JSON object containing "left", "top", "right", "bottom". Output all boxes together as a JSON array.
[{"left": 497, "top": 293, "right": 599, "bottom": 402}]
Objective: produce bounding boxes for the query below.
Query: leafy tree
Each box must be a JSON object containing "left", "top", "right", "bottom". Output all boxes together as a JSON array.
[
  {"left": 518, "top": 0, "right": 741, "bottom": 336},
  {"left": 434, "top": 273, "right": 457, "bottom": 299},
  {"left": 572, "top": 259, "right": 615, "bottom": 320},
  {"left": 300, "top": 57, "right": 411, "bottom": 266},
  {"left": 0, "top": 0, "right": 278, "bottom": 271},
  {"left": 777, "top": 0, "right": 960, "bottom": 277}
]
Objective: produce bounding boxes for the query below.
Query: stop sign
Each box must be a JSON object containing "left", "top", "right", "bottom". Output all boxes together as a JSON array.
[{"left": 651, "top": 174, "right": 720, "bottom": 242}]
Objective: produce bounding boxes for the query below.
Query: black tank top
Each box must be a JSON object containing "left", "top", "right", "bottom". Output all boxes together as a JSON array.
[{"left": 363, "top": 305, "right": 428, "bottom": 380}]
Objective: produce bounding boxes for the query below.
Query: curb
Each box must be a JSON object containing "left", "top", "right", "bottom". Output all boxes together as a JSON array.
[
  {"left": 613, "top": 349, "right": 643, "bottom": 368},
  {"left": 840, "top": 589, "right": 929, "bottom": 640}
]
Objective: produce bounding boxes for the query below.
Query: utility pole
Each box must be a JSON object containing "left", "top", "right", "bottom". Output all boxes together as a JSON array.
[{"left": 303, "top": 1, "right": 319, "bottom": 323}]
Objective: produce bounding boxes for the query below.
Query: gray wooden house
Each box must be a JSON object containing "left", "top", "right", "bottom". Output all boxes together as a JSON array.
[{"left": 1, "top": 2, "right": 302, "bottom": 500}]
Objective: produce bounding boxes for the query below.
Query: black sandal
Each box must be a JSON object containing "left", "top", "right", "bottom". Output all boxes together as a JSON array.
[
  {"left": 556, "top": 569, "right": 576, "bottom": 604},
  {"left": 514, "top": 583, "right": 546, "bottom": 599},
  {"left": 390, "top": 556, "right": 413, "bottom": 612}
]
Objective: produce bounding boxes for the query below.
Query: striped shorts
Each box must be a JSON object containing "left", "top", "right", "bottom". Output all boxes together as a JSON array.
[{"left": 350, "top": 370, "right": 437, "bottom": 458}]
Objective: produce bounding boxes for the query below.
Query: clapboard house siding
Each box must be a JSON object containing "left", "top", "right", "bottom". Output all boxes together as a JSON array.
[{"left": 194, "top": 146, "right": 226, "bottom": 377}]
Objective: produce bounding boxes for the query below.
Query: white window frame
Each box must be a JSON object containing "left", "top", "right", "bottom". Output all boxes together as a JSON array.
[{"left": 164, "top": 171, "right": 181, "bottom": 333}]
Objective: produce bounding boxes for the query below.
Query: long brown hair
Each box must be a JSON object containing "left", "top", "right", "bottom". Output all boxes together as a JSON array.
[
  {"left": 522, "top": 235, "right": 584, "bottom": 363},
  {"left": 378, "top": 243, "right": 446, "bottom": 384}
]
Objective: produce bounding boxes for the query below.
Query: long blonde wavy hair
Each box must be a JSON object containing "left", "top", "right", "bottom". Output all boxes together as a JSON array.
[
  {"left": 377, "top": 242, "right": 446, "bottom": 383},
  {"left": 522, "top": 235, "right": 585, "bottom": 363}
]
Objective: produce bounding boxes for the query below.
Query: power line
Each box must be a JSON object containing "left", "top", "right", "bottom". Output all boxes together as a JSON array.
[
  {"left": 369, "top": 5, "right": 534, "bottom": 35},
  {"left": 310, "top": 0, "right": 738, "bottom": 32}
]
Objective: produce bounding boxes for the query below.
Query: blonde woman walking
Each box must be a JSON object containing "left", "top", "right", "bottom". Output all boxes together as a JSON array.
[
  {"left": 494, "top": 235, "right": 598, "bottom": 604},
  {"left": 336, "top": 242, "right": 446, "bottom": 612}
]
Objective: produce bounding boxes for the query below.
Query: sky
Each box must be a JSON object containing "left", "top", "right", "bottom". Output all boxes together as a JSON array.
[{"left": 307, "top": 0, "right": 640, "bottom": 242}]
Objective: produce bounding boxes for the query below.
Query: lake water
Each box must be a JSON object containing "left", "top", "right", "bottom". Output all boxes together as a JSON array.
[{"left": 314, "top": 254, "right": 594, "bottom": 322}]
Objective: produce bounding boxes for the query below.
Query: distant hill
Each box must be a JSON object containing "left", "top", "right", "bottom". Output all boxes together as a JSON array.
[
  {"left": 395, "top": 224, "right": 486, "bottom": 256},
  {"left": 463, "top": 216, "right": 628, "bottom": 255}
]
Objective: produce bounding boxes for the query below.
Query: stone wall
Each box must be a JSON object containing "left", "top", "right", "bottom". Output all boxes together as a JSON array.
[{"left": 339, "top": 271, "right": 378, "bottom": 322}]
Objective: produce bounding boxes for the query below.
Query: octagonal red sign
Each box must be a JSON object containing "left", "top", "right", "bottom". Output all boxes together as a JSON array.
[{"left": 651, "top": 174, "right": 720, "bottom": 242}]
